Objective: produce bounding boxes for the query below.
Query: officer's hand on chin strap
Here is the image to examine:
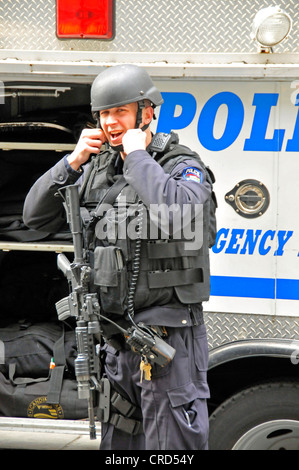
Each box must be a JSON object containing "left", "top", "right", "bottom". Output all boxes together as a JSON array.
[
  {"left": 121, "top": 128, "right": 147, "bottom": 160},
  {"left": 67, "top": 128, "right": 107, "bottom": 171}
]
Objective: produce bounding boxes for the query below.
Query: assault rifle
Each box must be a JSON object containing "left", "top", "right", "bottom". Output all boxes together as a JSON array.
[
  {"left": 55, "top": 184, "right": 176, "bottom": 439},
  {"left": 55, "top": 184, "right": 104, "bottom": 439}
]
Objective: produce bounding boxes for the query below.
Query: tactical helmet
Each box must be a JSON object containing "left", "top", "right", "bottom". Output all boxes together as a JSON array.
[{"left": 91, "top": 64, "right": 163, "bottom": 113}]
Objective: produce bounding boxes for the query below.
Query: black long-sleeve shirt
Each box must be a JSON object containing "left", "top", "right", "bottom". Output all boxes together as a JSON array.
[{"left": 23, "top": 148, "right": 211, "bottom": 327}]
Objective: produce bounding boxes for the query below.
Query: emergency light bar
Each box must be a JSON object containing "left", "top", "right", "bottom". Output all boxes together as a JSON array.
[
  {"left": 251, "top": 6, "right": 292, "bottom": 51},
  {"left": 56, "top": 0, "right": 114, "bottom": 39}
]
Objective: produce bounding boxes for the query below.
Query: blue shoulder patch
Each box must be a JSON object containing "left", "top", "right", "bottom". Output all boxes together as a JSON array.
[{"left": 182, "top": 167, "right": 203, "bottom": 184}]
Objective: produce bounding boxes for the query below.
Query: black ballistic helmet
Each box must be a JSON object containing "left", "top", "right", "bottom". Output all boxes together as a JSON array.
[{"left": 91, "top": 64, "right": 164, "bottom": 114}]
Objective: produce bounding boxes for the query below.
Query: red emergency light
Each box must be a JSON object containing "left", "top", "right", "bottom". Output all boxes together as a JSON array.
[{"left": 56, "top": 0, "right": 114, "bottom": 39}]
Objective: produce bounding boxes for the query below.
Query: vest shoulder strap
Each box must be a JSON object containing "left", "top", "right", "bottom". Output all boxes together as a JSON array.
[
  {"left": 156, "top": 143, "right": 198, "bottom": 170},
  {"left": 155, "top": 138, "right": 218, "bottom": 248},
  {"left": 156, "top": 139, "right": 216, "bottom": 187}
]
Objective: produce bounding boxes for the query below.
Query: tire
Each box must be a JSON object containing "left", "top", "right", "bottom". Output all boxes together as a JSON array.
[{"left": 209, "top": 381, "right": 299, "bottom": 450}]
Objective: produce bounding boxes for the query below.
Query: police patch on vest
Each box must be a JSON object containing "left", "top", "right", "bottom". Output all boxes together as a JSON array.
[
  {"left": 182, "top": 167, "right": 203, "bottom": 183},
  {"left": 27, "top": 396, "right": 64, "bottom": 419}
]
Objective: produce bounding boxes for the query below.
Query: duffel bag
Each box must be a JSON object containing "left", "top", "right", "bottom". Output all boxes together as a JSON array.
[
  {"left": 0, "top": 322, "right": 77, "bottom": 380},
  {"left": 0, "top": 371, "right": 88, "bottom": 420}
]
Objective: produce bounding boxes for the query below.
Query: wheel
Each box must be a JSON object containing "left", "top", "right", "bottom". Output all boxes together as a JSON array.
[{"left": 208, "top": 381, "right": 299, "bottom": 450}]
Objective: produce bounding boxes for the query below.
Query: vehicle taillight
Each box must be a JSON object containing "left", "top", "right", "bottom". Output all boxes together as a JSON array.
[{"left": 56, "top": 0, "right": 114, "bottom": 39}]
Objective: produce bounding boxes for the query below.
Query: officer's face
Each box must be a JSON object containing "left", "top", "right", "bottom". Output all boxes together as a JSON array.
[{"left": 99, "top": 102, "right": 138, "bottom": 148}]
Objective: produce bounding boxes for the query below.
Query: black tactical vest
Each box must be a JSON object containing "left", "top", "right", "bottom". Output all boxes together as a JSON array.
[{"left": 79, "top": 139, "right": 215, "bottom": 319}]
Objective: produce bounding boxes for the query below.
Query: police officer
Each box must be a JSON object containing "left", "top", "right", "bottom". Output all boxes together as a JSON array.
[{"left": 23, "top": 64, "right": 213, "bottom": 450}]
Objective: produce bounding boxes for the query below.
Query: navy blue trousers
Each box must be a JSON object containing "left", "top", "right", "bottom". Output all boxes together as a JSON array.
[{"left": 100, "top": 324, "right": 210, "bottom": 450}]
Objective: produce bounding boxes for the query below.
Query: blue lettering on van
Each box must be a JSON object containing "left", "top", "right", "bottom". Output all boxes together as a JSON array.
[
  {"left": 156, "top": 91, "right": 299, "bottom": 152},
  {"left": 244, "top": 93, "right": 285, "bottom": 151},
  {"left": 286, "top": 97, "right": 299, "bottom": 151},
  {"left": 156, "top": 92, "right": 197, "bottom": 134},
  {"left": 212, "top": 228, "right": 294, "bottom": 256},
  {"left": 197, "top": 92, "right": 244, "bottom": 151}
]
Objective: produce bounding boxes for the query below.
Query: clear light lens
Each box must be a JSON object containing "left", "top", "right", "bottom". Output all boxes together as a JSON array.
[
  {"left": 251, "top": 6, "right": 292, "bottom": 48},
  {"left": 256, "top": 13, "right": 291, "bottom": 46}
]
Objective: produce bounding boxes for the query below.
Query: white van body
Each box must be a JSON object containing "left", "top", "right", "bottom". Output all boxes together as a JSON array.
[{"left": 0, "top": 0, "right": 299, "bottom": 450}]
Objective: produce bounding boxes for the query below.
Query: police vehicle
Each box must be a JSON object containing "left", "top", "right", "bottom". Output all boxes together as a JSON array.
[{"left": 0, "top": 0, "right": 299, "bottom": 450}]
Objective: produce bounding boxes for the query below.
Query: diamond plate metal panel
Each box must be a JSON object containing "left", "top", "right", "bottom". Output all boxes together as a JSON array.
[
  {"left": 205, "top": 311, "right": 299, "bottom": 350},
  {"left": 0, "top": 0, "right": 297, "bottom": 53}
]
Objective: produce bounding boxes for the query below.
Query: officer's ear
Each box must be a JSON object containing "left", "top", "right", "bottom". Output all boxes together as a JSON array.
[{"left": 142, "top": 104, "right": 154, "bottom": 126}]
